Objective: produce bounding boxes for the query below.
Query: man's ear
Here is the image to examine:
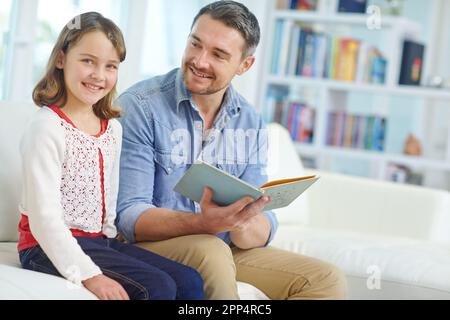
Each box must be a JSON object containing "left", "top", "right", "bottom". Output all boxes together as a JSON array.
[
  {"left": 55, "top": 50, "right": 65, "bottom": 69},
  {"left": 236, "top": 55, "right": 255, "bottom": 76}
]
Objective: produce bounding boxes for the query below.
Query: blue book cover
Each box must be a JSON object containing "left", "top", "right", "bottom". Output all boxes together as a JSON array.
[{"left": 337, "top": 0, "right": 367, "bottom": 13}]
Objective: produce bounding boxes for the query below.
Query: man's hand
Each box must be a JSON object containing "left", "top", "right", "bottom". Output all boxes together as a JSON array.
[
  {"left": 82, "top": 274, "right": 130, "bottom": 300},
  {"left": 198, "top": 187, "right": 271, "bottom": 234}
]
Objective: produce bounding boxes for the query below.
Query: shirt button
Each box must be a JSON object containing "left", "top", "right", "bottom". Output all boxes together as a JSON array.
[
  {"left": 167, "top": 168, "right": 172, "bottom": 174},
  {"left": 195, "top": 122, "right": 202, "bottom": 130}
]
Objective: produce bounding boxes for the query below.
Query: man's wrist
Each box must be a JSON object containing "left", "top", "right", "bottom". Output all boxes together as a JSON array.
[{"left": 191, "top": 213, "right": 211, "bottom": 234}]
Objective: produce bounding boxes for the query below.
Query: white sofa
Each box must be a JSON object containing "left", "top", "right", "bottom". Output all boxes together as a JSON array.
[
  {"left": 1, "top": 102, "right": 450, "bottom": 299},
  {"left": 268, "top": 123, "right": 450, "bottom": 299}
]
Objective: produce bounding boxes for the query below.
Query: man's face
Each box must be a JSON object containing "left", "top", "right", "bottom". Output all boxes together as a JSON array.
[{"left": 182, "top": 14, "right": 255, "bottom": 96}]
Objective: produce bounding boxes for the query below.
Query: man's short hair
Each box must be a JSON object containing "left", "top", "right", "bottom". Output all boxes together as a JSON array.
[{"left": 191, "top": 0, "right": 260, "bottom": 57}]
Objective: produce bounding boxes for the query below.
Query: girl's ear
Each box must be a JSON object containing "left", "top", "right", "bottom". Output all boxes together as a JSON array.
[{"left": 55, "top": 50, "right": 65, "bottom": 69}]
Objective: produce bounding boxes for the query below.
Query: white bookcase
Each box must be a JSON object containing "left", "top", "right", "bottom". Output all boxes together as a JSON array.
[{"left": 258, "top": 0, "right": 450, "bottom": 190}]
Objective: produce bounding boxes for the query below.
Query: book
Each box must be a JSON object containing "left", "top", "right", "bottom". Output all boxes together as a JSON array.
[
  {"left": 399, "top": 40, "right": 425, "bottom": 86},
  {"left": 173, "top": 160, "right": 319, "bottom": 211},
  {"left": 337, "top": 0, "right": 367, "bottom": 13}
]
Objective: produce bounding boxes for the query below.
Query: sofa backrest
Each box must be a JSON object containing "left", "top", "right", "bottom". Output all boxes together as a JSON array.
[
  {"left": 267, "top": 123, "right": 310, "bottom": 225},
  {"left": 304, "top": 169, "right": 450, "bottom": 243},
  {"left": 0, "top": 102, "right": 38, "bottom": 242}
]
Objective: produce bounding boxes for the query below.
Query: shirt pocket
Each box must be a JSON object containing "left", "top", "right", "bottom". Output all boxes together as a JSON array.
[
  {"left": 154, "top": 149, "right": 186, "bottom": 175},
  {"left": 153, "top": 148, "right": 190, "bottom": 206}
]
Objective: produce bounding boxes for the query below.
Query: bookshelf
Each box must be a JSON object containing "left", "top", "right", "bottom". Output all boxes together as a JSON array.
[{"left": 259, "top": 0, "right": 450, "bottom": 190}]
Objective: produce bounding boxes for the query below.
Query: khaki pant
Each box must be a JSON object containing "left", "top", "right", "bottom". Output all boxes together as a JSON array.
[{"left": 136, "top": 235, "right": 347, "bottom": 300}]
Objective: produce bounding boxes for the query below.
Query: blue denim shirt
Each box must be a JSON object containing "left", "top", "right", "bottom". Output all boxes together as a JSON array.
[{"left": 116, "top": 68, "right": 278, "bottom": 244}]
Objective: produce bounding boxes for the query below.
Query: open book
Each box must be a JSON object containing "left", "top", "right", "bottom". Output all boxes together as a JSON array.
[{"left": 173, "top": 160, "right": 319, "bottom": 211}]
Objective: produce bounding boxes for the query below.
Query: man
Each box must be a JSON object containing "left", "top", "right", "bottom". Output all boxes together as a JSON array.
[{"left": 116, "top": 0, "right": 347, "bottom": 300}]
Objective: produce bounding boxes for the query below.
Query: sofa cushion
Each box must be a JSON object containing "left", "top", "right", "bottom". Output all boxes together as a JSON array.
[
  {"left": 0, "top": 263, "right": 98, "bottom": 300},
  {"left": 0, "top": 103, "right": 37, "bottom": 242},
  {"left": 0, "top": 242, "right": 96, "bottom": 299},
  {"left": 0, "top": 242, "right": 269, "bottom": 299},
  {"left": 272, "top": 225, "right": 450, "bottom": 299}
]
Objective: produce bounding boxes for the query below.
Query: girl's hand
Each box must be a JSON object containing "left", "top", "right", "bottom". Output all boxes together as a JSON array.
[{"left": 82, "top": 274, "right": 129, "bottom": 300}]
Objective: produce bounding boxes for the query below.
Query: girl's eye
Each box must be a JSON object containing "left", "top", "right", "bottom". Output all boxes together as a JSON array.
[
  {"left": 107, "top": 64, "right": 118, "bottom": 70},
  {"left": 191, "top": 42, "right": 199, "bottom": 48}
]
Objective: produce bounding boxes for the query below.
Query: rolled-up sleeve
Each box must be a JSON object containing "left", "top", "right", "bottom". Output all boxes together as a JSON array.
[{"left": 116, "top": 93, "right": 156, "bottom": 243}]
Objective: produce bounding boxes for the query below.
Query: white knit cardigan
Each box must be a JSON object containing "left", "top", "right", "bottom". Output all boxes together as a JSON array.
[{"left": 19, "top": 106, "right": 122, "bottom": 284}]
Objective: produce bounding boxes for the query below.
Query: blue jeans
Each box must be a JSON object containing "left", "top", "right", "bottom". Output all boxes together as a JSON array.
[{"left": 19, "top": 237, "right": 205, "bottom": 300}]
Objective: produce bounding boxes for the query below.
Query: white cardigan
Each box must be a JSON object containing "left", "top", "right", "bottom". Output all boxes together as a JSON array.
[{"left": 19, "top": 107, "right": 122, "bottom": 284}]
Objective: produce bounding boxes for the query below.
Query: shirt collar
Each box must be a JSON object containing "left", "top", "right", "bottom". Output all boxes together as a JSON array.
[
  {"left": 175, "top": 68, "right": 241, "bottom": 118},
  {"left": 175, "top": 69, "right": 192, "bottom": 111}
]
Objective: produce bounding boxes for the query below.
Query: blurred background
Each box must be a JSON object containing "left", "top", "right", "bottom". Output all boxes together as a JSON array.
[{"left": 1, "top": 0, "right": 450, "bottom": 191}]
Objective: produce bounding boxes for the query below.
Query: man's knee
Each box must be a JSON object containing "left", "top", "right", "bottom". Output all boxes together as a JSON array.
[
  {"left": 313, "top": 263, "right": 348, "bottom": 300},
  {"left": 182, "top": 235, "right": 238, "bottom": 300},
  {"left": 188, "top": 235, "right": 234, "bottom": 263}
]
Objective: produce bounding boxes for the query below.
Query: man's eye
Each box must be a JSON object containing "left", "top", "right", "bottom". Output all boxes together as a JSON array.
[{"left": 82, "top": 59, "right": 93, "bottom": 64}]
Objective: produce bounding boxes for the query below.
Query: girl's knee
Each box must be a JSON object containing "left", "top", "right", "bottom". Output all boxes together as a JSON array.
[
  {"left": 177, "top": 266, "right": 205, "bottom": 300},
  {"left": 143, "top": 272, "right": 177, "bottom": 300}
]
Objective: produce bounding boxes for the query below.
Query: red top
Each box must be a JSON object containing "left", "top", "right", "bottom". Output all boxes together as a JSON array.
[{"left": 17, "top": 105, "right": 108, "bottom": 252}]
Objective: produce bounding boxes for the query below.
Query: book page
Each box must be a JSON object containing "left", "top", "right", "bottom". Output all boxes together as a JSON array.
[
  {"left": 260, "top": 175, "right": 316, "bottom": 188},
  {"left": 261, "top": 177, "right": 319, "bottom": 211}
]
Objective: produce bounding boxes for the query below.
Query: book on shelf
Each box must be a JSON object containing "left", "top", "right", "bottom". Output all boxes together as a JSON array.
[
  {"left": 270, "top": 21, "right": 387, "bottom": 84},
  {"left": 290, "top": 0, "right": 318, "bottom": 11},
  {"left": 399, "top": 40, "right": 425, "bottom": 86},
  {"left": 337, "top": 0, "right": 367, "bottom": 13},
  {"left": 275, "top": 0, "right": 318, "bottom": 11},
  {"left": 325, "top": 111, "right": 387, "bottom": 151},
  {"left": 173, "top": 160, "right": 320, "bottom": 211},
  {"left": 263, "top": 92, "right": 316, "bottom": 144}
]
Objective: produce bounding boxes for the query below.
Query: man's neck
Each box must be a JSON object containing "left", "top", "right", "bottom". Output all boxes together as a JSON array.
[
  {"left": 192, "top": 93, "right": 222, "bottom": 116},
  {"left": 192, "top": 87, "right": 228, "bottom": 124}
]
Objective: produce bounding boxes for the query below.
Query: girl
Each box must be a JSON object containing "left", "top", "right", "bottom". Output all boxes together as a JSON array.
[{"left": 18, "top": 12, "right": 205, "bottom": 300}]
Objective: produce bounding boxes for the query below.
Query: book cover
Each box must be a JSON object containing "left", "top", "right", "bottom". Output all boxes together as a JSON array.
[
  {"left": 371, "top": 56, "right": 387, "bottom": 84},
  {"left": 399, "top": 40, "right": 425, "bottom": 86},
  {"left": 286, "top": 24, "right": 301, "bottom": 75},
  {"left": 297, "top": 0, "right": 318, "bottom": 11},
  {"left": 173, "top": 161, "right": 319, "bottom": 211},
  {"left": 271, "top": 20, "right": 284, "bottom": 74},
  {"left": 337, "top": 0, "right": 367, "bottom": 13}
]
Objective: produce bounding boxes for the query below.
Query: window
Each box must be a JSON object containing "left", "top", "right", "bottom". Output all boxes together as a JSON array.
[
  {"left": 140, "top": 0, "right": 210, "bottom": 78},
  {"left": 0, "top": 0, "right": 13, "bottom": 99},
  {"left": 33, "top": 0, "right": 124, "bottom": 84}
]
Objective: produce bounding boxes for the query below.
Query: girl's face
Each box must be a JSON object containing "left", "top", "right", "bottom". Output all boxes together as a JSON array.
[{"left": 56, "top": 31, "right": 120, "bottom": 109}]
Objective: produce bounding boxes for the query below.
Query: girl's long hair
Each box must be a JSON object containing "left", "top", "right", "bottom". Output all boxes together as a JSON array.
[{"left": 32, "top": 12, "right": 126, "bottom": 120}]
